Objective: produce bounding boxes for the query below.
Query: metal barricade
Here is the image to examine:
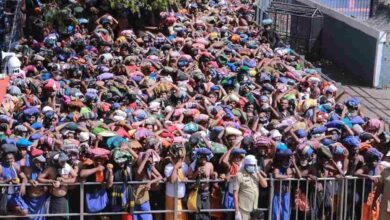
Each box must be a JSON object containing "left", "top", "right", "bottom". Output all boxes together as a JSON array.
[
  {"left": 1, "top": 0, "right": 23, "bottom": 51},
  {"left": 0, "top": 176, "right": 381, "bottom": 219}
]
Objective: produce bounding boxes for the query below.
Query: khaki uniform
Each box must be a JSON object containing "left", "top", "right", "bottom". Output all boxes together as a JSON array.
[
  {"left": 233, "top": 171, "right": 260, "bottom": 220},
  {"left": 379, "top": 168, "right": 390, "bottom": 220}
]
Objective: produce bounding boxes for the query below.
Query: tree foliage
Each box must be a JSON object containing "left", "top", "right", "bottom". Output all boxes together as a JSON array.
[{"left": 108, "top": 0, "right": 177, "bottom": 13}]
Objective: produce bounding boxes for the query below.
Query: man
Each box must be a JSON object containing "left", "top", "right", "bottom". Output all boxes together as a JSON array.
[
  {"left": 38, "top": 152, "right": 77, "bottom": 220},
  {"left": 261, "top": 19, "right": 282, "bottom": 49},
  {"left": 233, "top": 155, "right": 268, "bottom": 220},
  {"left": 23, "top": 150, "right": 48, "bottom": 220},
  {"left": 164, "top": 143, "right": 188, "bottom": 220},
  {"left": 308, "top": 146, "right": 343, "bottom": 220},
  {"left": 188, "top": 148, "right": 215, "bottom": 220},
  {"left": 0, "top": 152, "right": 28, "bottom": 216},
  {"left": 134, "top": 149, "right": 163, "bottom": 220}
]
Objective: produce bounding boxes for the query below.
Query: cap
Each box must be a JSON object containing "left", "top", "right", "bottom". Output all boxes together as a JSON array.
[{"left": 244, "top": 155, "right": 257, "bottom": 165}]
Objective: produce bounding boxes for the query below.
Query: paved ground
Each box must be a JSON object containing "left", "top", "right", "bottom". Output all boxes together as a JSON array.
[
  {"left": 338, "top": 86, "right": 390, "bottom": 123},
  {"left": 319, "top": 61, "right": 390, "bottom": 126}
]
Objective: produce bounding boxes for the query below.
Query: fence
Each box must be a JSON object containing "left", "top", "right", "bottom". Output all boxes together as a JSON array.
[
  {"left": 269, "top": 2, "right": 324, "bottom": 60},
  {"left": 0, "top": 176, "right": 381, "bottom": 220},
  {"left": 310, "top": 0, "right": 374, "bottom": 20},
  {"left": 1, "top": 0, "right": 23, "bottom": 52}
]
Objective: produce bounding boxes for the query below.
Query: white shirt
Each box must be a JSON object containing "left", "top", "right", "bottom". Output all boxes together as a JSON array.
[{"left": 164, "top": 162, "right": 189, "bottom": 198}]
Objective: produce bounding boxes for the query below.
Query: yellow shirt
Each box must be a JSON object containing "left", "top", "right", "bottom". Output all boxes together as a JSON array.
[{"left": 233, "top": 171, "right": 260, "bottom": 213}]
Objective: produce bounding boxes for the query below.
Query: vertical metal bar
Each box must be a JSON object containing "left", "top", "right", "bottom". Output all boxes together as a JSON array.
[
  {"left": 288, "top": 180, "right": 291, "bottom": 219},
  {"left": 80, "top": 182, "right": 84, "bottom": 220},
  {"left": 174, "top": 181, "right": 178, "bottom": 220},
  {"left": 313, "top": 179, "right": 318, "bottom": 220},
  {"left": 361, "top": 178, "right": 365, "bottom": 220},
  {"left": 268, "top": 177, "right": 274, "bottom": 220},
  {"left": 279, "top": 180, "right": 282, "bottom": 220},
  {"left": 304, "top": 179, "right": 309, "bottom": 220},
  {"left": 341, "top": 178, "right": 349, "bottom": 219},
  {"left": 322, "top": 179, "right": 326, "bottom": 219},
  {"left": 352, "top": 178, "right": 356, "bottom": 220},
  {"left": 340, "top": 178, "right": 345, "bottom": 220},
  {"left": 295, "top": 179, "right": 300, "bottom": 220},
  {"left": 330, "top": 180, "right": 334, "bottom": 220}
]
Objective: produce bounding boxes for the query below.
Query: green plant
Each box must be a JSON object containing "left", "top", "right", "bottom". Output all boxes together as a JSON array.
[{"left": 108, "top": 0, "right": 177, "bottom": 13}]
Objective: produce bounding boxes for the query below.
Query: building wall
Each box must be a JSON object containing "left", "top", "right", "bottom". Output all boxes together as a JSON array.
[
  {"left": 296, "top": 0, "right": 385, "bottom": 87},
  {"left": 379, "top": 42, "right": 390, "bottom": 87},
  {"left": 321, "top": 14, "right": 378, "bottom": 85}
]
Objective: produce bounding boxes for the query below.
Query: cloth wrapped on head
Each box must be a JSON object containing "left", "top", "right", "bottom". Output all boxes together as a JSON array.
[
  {"left": 366, "top": 118, "right": 382, "bottom": 132},
  {"left": 89, "top": 147, "right": 110, "bottom": 159},
  {"left": 262, "top": 19, "right": 273, "bottom": 26},
  {"left": 316, "top": 145, "right": 333, "bottom": 159},
  {"left": 365, "top": 147, "right": 383, "bottom": 161},
  {"left": 169, "top": 142, "right": 186, "bottom": 158},
  {"left": 225, "top": 127, "right": 242, "bottom": 136},
  {"left": 342, "top": 136, "right": 360, "bottom": 148},
  {"left": 112, "top": 149, "right": 132, "bottom": 164},
  {"left": 231, "top": 148, "right": 247, "bottom": 156},
  {"left": 295, "top": 129, "right": 308, "bottom": 139},
  {"left": 195, "top": 147, "right": 213, "bottom": 161},
  {"left": 276, "top": 149, "right": 293, "bottom": 157},
  {"left": 345, "top": 98, "right": 359, "bottom": 108}
]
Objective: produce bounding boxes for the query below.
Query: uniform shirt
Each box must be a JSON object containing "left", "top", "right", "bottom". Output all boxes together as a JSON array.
[{"left": 232, "top": 170, "right": 260, "bottom": 213}]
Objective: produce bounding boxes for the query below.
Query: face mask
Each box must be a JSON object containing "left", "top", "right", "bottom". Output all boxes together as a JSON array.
[
  {"left": 259, "top": 118, "right": 269, "bottom": 124},
  {"left": 245, "top": 165, "right": 256, "bottom": 173},
  {"left": 300, "top": 159, "right": 308, "bottom": 167}
]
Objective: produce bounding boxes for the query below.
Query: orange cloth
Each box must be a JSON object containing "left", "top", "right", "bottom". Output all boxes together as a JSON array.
[
  {"left": 229, "top": 163, "right": 240, "bottom": 176},
  {"left": 362, "top": 191, "right": 379, "bottom": 220},
  {"left": 165, "top": 196, "right": 188, "bottom": 220}
]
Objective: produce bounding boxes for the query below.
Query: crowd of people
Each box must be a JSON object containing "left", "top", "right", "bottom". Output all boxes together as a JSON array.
[{"left": 1, "top": 0, "right": 390, "bottom": 220}]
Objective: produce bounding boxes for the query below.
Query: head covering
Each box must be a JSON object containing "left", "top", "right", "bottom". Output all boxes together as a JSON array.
[
  {"left": 312, "top": 126, "right": 327, "bottom": 135},
  {"left": 276, "top": 143, "right": 288, "bottom": 151},
  {"left": 295, "top": 129, "right": 308, "bottom": 138},
  {"left": 366, "top": 148, "right": 383, "bottom": 160},
  {"left": 57, "top": 152, "right": 69, "bottom": 162},
  {"left": 301, "top": 145, "right": 314, "bottom": 156},
  {"left": 112, "top": 149, "right": 132, "bottom": 164},
  {"left": 225, "top": 127, "right": 242, "bottom": 136},
  {"left": 33, "top": 155, "right": 46, "bottom": 163},
  {"left": 244, "top": 155, "right": 257, "bottom": 165},
  {"left": 366, "top": 118, "right": 382, "bottom": 131},
  {"left": 276, "top": 149, "right": 293, "bottom": 157},
  {"left": 262, "top": 19, "right": 273, "bottom": 26},
  {"left": 231, "top": 148, "right": 247, "bottom": 156},
  {"left": 316, "top": 145, "right": 333, "bottom": 159},
  {"left": 345, "top": 98, "right": 359, "bottom": 108},
  {"left": 79, "top": 132, "right": 90, "bottom": 142},
  {"left": 30, "top": 148, "right": 43, "bottom": 157},
  {"left": 270, "top": 130, "right": 282, "bottom": 139},
  {"left": 352, "top": 124, "right": 364, "bottom": 135},
  {"left": 342, "top": 136, "right": 360, "bottom": 148}
]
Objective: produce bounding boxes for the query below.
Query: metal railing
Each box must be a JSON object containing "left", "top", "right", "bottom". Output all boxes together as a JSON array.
[
  {"left": 0, "top": 176, "right": 381, "bottom": 220},
  {"left": 2, "top": 0, "right": 23, "bottom": 52},
  {"left": 310, "top": 0, "right": 374, "bottom": 20}
]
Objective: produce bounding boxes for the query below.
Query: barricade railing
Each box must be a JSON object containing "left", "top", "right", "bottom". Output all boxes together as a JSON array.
[
  {"left": 0, "top": 176, "right": 381, "bottom": 219},
  {"left": 2, "top": 0, "right": 23, "bottom": 52}
]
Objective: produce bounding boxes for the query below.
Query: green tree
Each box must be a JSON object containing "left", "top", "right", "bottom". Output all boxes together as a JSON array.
[{"left": 108, "top": 0, "right": 180, "bottom": 14}]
